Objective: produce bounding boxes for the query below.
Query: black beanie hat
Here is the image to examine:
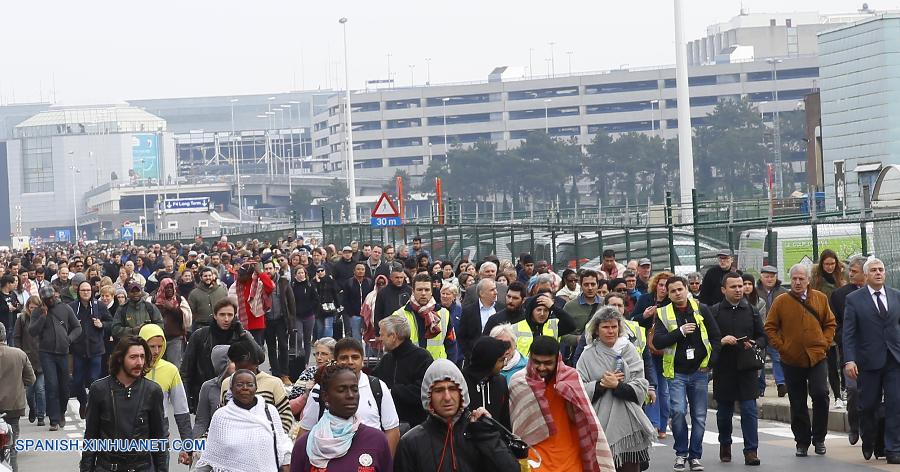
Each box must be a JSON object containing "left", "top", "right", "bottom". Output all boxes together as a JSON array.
[{"left": 465, "top": 336, "right": 509, "bottom": 378}]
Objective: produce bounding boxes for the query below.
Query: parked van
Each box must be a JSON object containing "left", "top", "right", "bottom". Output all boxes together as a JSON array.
[{"left": 737, "top": 223, "right": 873, "bottom": 281}]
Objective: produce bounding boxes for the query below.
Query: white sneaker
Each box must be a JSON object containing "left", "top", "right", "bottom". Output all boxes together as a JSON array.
[{"left": 832, "top": 399, "right": 845, "bottom": 409}]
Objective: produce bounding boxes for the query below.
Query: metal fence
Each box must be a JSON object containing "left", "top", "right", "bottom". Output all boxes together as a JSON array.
[{"left": 324, "top": 191, "right": 900, "bottom": 288}]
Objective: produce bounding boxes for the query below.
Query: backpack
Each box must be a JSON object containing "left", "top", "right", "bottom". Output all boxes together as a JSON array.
[{"left": 315, "top": 374, "right": 383, "bottom": 429}]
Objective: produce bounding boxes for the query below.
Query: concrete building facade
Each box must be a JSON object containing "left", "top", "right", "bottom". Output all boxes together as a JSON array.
[{"left": 818, "top": 13, "right": 900, "bottom": 210}]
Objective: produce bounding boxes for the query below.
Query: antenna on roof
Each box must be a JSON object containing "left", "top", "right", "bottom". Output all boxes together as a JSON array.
[{"left": 739, "top": 1, "right": 748, "bottom": 15}]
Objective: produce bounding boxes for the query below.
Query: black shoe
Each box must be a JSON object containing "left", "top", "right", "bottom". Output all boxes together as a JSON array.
[
  {"left": 887, "top": 455, "right": 900, "bottom": 464},
  {"left": 777, "top": 384, "right": 787, "bottom": 397},
  {"left": 59, "top": 416, "right": 66, "bottom": 428},
  {"left": 36, "top": 417, "right": 45, "bottom": 427},
  {"left": 813, "top": 442, "right": 826, "bottom": 455},
  {"left": 796, "top": 447, "right": 808, "bottom": 457},
  {"left": 28, "top": 410, "right": 36, "bottom": 423},
  {"left": 862, "top": 442, "right": 873, "bottom": 460},
  {"left": 849, "top": 430, "right": 859, "bottom": 446}
]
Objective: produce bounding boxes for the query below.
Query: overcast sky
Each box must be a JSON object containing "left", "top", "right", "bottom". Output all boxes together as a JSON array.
[{"left": 1, "top": 0, "right": 895, "bottom": 105}]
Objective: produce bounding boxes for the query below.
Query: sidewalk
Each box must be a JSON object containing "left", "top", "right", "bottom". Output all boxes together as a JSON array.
[{"left": 708, "top": 383, "right": 852, "bottom": 433}]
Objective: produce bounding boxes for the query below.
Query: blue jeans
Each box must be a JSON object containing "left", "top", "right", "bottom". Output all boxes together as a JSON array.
[
  {"left": 26, "top": 372, "right": 46, "bottom": 418},
  {"left": 315, "top": 316, "right": 334, "bottom": 341},
  {"left": 759, "top": 345, "right": 785, "bottom": 391},
  {"left": 348, "top": 315, "right": 362, "bottom": 341},
  {"left": 717, "top": 400, "right": 759, "bottom": 452},
  {"left": 645, "top": 355, "right": 670, "bottom": 433},
  {"left": 71, "top": 355, "right": 102, "bottom": 407},
  {"left": 668, "top": 370, "right": 709, "bottom": 459},
  {"left": 40, "top": 352, "right": 71, "bottom": 425}
]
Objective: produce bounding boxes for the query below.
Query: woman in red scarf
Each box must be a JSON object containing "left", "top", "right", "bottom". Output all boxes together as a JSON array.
[{"left": 154, "top": 277, "right": 192, "bottom": 366}]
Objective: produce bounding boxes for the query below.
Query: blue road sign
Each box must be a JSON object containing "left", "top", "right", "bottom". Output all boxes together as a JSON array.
[
  {"left": 164, "top": 197, "right": 210, "bottom": 211},
  {"left": 120, "top": 227, "right": 135, "bottom": 241},
  {"left": 56, "top": 230, "right": 71, "bottom": 242},
  {"left": 371, "top": 216, "right": 402, "bottom": 228}
]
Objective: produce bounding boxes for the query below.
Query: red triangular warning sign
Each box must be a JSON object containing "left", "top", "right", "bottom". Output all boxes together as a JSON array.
[{"left": 371, "top": 192, "right": 400, "bottom": 217}]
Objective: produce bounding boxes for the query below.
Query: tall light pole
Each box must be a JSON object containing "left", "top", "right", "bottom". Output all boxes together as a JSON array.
[
  {"left": 674, "top": 0, "right": 695, "bottom": 223},
  {"left": 548, "top": 42, "right": 556, "bottom": 77},
  {"left": 528, "top": 48, "right": 534, "bottom": 79},
  {"left": 425, "top": 58, "right": 432, "bottom": 85},
  {"left": 68, "top": 151, "right": 79, "bottom": 241},
  {"left": 767, "top": 58, "right": 784, "bottom": 198},
  {"left": 230, "top": 98, "right": 243, "bottom": 223},
  {"left": 141, "top": 158, "right": 148, "bottom": 237},
  {"left": 408, "top": 64, "right": 415, "bottom": 87},
  {"left": 566, "top": 51, "right": 573, "bottom": 75},
  {"left": 650, "top": 99, "right": 659, "bottom": 136},
  {"left": 543, "top": 98, "right": 552, "bottom": 133},
  {"left": 340, "top": 17, "right": 358, "bottom": 223},
  {"left": 442, "top": 97, "right": 450, "bottom": 153}
]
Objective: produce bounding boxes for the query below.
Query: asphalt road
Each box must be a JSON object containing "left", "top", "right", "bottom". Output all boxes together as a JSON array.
[{"left": 13, "top": 401, "right": 892, "bottom": 471}]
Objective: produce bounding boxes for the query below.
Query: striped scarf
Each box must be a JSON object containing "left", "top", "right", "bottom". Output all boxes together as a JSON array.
[{"left": 508, "top": 354, "right": 615, "bottom": 472}]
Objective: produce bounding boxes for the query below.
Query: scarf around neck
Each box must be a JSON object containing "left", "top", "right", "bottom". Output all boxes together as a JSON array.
[
  {"left": 408, "top": 298, "right": 441, "bottom": 339},
  {"left": 580, "top": 336, "right": 655, "bottom": 467},
  {"left": 306, "top": 411, "right": 361, "bottom": 468}
]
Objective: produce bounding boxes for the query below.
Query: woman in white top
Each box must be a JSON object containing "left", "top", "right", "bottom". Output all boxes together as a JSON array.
[{"left": 194, "top": 369, "right": 292, "bottom": 472}]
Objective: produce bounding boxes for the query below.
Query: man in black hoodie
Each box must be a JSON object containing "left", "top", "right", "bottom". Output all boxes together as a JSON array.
[
  {"left": 462, "top": 336, "right": 511, "bottom": 429},
  {"left": 373, "top": 266, "right": 412, "bottom": 335},
  {"left": 373, "top": 315, "right": 433, "bottom": 427}
]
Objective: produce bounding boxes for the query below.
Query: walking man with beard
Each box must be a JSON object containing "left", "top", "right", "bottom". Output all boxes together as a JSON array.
[{"left": 80, "top": 336, "right": 168, "bottom": 472}]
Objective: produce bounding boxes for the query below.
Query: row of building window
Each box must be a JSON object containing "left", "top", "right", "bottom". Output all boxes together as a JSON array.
[
  {"left": 316, "top": 89, "right": 811, "bottom": 140},
  {"left": 335, "top": 68, "right": 819, "bottom": 114}
]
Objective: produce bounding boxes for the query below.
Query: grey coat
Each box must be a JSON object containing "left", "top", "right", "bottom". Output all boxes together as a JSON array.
[{"left": 27, "top": 300, "right": 83, "bottom": 355}]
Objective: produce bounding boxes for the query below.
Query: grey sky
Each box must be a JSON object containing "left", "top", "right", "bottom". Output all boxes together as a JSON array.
[{"left": 1, "top": 0, "right": 894, "bottom": 105}]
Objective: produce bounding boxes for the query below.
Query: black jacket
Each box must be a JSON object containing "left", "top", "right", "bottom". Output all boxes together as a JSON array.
[
  {"left": 699, "top": 266, "right": 740, "bottom": 306},
  {"left": 394, "top": 411, "right": 521, "bottom": 472},
  {"left": 28, "top": 299, "right": 83, "bottom": 355},
  {"left": 80, "top": 376, "right": 167, "bottom": 472},
  {"left": 458, "top": 301, "right": 501, "bottom": 363},
  {"left": 462, "top": 370, "right": 511, "bottom": 430},
  {"left": 372, "top": 338, "right": 434, "bottom": 426},
  {"left": 829, "top": 283, "right": 862, "bottom": 347},
  {"left": 710, "top": 299, "right": 767, "bottom": 401},
  {"left": 652, "top": 302, "right": 722, "bottom": 375},
  {"left": 482, "top": 307, "right": 525, "bottom": 337},
  {"left": 344, "top": 277, "right": 374, "bottom": 317},
  {"left": 373, "top": 284, "right": 412, "bottom": 334},
  {"left": 69, "top": 300, "right": 113, "bottom": 358},
  {"left": 311, "top": 276, "right": 340, "bottom": 316},
  {"left": 179, "top": 320, "right": 263, "bottom": 411},
  {"left": 291, "top": 279, "right": 319, "bottom": 318},
  {"left": 331, "top": 258, "right": 357, "bottom": 292}
]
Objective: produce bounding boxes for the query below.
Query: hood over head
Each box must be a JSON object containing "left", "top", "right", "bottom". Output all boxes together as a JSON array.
[
  {"left": 421, "top": 358, "right": 470, "bottom": 412},
  {"left": 464, "top": 336, "right": 508, "bottom": 380},
  {"left": 139, "top": 323, "right": 167, "bottom": 366},
  {"left": 211, "top": 344, "right": 232, "bottom": 380}
]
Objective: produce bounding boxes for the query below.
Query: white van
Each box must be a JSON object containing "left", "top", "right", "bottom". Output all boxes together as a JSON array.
[{"left": 737, "top": 223, "right": 873, "bottom": 281}]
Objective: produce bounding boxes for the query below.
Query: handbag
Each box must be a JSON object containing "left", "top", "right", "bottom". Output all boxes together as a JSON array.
[
  {"left": 465, "top": 414, "right": 531, "bottom": 460},
  {"left": 736, "top": 344, "right": 765, "bottom": 371}
]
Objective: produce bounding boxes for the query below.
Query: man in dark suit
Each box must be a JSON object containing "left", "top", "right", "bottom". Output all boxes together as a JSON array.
[
  {"left": 462, "top": 261, "right": 507, "bottom": 307},
  {"left": 457, "top": 278, "right": 500, "bottom": 365},
  {"left": 843, "top": 257, "right": 900, "bottom": 463}
]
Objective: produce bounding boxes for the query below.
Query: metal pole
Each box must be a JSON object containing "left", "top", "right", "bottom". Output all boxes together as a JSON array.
[
  {"left": 339, "top": 17, "right": 358, "bottom": 223},
  {"left": 691, "top": 189, "right": 701, "bottom": 271},
  {"left": 544, "top": 99, "right": 551, "bottom": 133},
  {"left": 71, "top": 154, "right": 78, "bottom": 242},
  {"left": 769, "top": 58, "right": 784, "bottom": 198},
  {"left": 666, "top": 191, "right": 676, "bottom": 271},
  {"left": 674, "top": 0, "right": 695, "bottom": 224},
  {"left": 142, "top": 158, "right": 148, "bottom": 237},
  {"left": 231, "top": 98, "right": 242, "bottom": 224}
]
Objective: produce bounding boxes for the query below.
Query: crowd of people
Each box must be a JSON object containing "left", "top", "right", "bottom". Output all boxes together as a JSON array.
[{"left": 0, "top": 235, "right": 896, "bottom": 472}]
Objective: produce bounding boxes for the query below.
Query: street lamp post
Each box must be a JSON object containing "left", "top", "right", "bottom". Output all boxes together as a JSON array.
[
  {"left": 650, "top": 99, "right": 659, "bottom": 135},
  {"left": 548, "top": 42, "right": 556, "bottom": 77},
  {"left": 425, "top": 58, "right": 432, "bottom": 85},
  {"left": 230, "top": 98, "right": 242, "bottom": 224},
  {"left": 442, "top": 97, "right": 450, "bottom": 153},
  {"left": 67, "top": 151, "right": 79, "bottom": 241},
  {"left": 673, "top": 0, "right": 696, "bottom": 223},
  {"left": 141, "top": 158, "right": 148, "bottom": 237},
  {"left": 767, "top": 58, "right": 784, "bottom": 198},
  {"left": 566, "top": 51, "right": 573, "bottom": 75},
  {"left": 544, "top": 99, "right": 552, "bottom": 133},
  {"left": 339, "top": 17, "right": 358, "bottom": 223}
]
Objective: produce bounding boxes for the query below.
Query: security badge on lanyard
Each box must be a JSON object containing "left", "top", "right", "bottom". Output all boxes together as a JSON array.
[{"left": 686, "top": 348, "right": 695, "bottom": 360}]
